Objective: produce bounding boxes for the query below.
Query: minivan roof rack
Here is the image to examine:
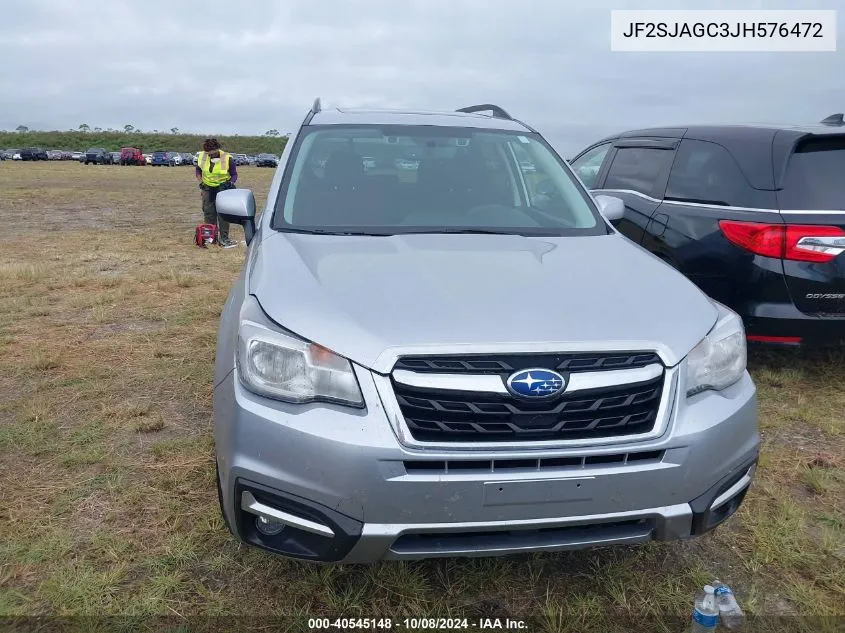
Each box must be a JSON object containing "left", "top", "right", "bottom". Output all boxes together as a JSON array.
[
  {"left": 819, "top": 113, "right": 843, "bottom": 126},
  {"left": 303, "top": 97, "right": 322, "bottom": 126},
  {"left": 456, "top": 104, "right": 513, "bottom": 120}
]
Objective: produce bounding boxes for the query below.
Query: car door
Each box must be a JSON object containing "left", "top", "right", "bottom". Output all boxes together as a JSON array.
[
  {"left": 592, "top": 139, "right": 677, "bottom": 244},
  {"left": 644, "top": 138, "right": 779, "bottom": 303}
]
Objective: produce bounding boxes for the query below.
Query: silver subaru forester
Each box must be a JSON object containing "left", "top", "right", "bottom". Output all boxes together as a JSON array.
[{"left": 212, "top": 100, "right": 759, "bottom": 563}]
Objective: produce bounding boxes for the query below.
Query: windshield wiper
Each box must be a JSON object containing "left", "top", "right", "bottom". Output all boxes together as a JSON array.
[
  {"left": 278, "top": 227, "right": 547, "bottom": 237},
  {"left": 399, "top": 228, "right": 528, "bottom": 235},
  {"left": 279, "top": 228, "right": 395, "bottom": 236}
]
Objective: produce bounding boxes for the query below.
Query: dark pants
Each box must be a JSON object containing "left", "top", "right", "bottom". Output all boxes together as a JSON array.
[{"left": 201, "top": 186, "right": 230, "bottom": 241}]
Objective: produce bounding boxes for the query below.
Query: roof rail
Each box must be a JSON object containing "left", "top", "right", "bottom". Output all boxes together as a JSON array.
[
  {"left": 820, "top": 113, "right": 843, "bottom": 126},
  {"left": 456, "top": 104, "right": 513, "bottom": 120},
  {"left": 303, "top": 97, "right": 322, "bottom": 126}
]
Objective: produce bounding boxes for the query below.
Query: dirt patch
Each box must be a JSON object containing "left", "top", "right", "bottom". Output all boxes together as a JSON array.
[{"left": 90, "top": 321, "right": 165, "bottom": 339}]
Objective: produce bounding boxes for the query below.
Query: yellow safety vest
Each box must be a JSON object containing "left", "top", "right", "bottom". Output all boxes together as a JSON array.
[{"left": 197, "top": 151, "right": 232, "bottom": 187}]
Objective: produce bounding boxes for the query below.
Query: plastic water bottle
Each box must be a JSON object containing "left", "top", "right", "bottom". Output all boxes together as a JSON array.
[
  {"left": 690, "top": 585, "right": 719, "bottom": 633},
  {"left": 712, "top": 580, "right": 745, "bottom": 630}
]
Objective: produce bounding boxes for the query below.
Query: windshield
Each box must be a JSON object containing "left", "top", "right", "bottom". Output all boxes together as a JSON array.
[
  {"left": 780, "top": 137, "right": 845, "bottom": 210},
  {"left": 272, "top": 125, "right": 605, "bottom": 236}
]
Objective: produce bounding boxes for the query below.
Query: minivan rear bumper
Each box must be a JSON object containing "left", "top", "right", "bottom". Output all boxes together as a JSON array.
[
  {"left": 214, "top": 366, "right": 759, "bottom": 563},
  {"left": 744, "top": 300, "right": 845, "bottom": 347}
]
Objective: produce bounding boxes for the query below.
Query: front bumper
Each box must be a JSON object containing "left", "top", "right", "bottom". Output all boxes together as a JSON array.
[{"left": 214, "top": 366, "right": 759, "bottom": 563}]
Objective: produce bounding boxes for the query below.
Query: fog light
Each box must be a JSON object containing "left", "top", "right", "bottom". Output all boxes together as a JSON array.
[{"left": 255, "top": 515, "right": 285, "bottom": 536}]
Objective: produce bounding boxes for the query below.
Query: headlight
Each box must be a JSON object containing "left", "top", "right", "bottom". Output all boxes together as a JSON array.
[
  {"left": 686, "top": 301, "right": 747, "bottom": 397},
  {"left": 236, "top": 319, "right": 363, "bottom": 407}
]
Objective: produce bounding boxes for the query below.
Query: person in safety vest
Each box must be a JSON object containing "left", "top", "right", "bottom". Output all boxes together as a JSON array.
[{"left": 195, "top": 138, "right": 238, "bottom": 248}]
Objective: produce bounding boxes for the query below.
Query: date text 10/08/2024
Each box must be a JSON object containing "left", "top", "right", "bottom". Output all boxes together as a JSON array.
[{"left": 308, "top": 618, "right": 528, "bottom": 630}]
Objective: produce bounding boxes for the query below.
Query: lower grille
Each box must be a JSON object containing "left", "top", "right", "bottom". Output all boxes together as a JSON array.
[
  {"left": 403, "top": 450, "right": 665, "bottom": 474},
  {"left": 392, "top": 375, "right": 664, "bottom": 442},
  {"left": 390, "top": 519, "right": 654, "bottom": 557}
]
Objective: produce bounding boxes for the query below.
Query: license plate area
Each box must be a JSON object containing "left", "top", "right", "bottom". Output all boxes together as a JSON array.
[{"left": 483, "top": 477, "right": 594, "bottom": 506}]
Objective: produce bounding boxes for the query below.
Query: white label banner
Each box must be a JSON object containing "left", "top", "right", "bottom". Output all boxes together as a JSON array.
[{"left": 610, "top": 10, "right": 836, "bottom": 52}]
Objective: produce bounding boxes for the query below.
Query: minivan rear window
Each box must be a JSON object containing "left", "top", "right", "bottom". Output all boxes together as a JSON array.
[{"left": 780, "top": 137, "right": 845, "bottom": 210}]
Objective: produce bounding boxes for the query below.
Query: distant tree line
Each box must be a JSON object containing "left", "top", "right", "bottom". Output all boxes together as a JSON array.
[{"left": 0, "top": 127, "right": 289, "bottom": 155}]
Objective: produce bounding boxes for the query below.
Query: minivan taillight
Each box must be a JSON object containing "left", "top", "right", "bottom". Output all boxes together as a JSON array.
[{"left": 719, "top": 221, "right": 845, "bottom": 263}]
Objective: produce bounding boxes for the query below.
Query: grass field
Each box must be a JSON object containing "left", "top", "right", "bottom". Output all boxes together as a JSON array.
[{"left": 0, "top": 162, "right": 843, "bottom": 633}]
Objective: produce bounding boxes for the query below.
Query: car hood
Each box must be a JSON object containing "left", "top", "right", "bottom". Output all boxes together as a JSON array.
[{"left": 249, "top": 232, "right": 718, "bottom": 371}]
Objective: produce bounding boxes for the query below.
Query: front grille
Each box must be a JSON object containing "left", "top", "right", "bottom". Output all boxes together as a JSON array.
[
  {"left": 392, "top": 375, "right": 664, "bottom": 442},
  {"left": 394, "top": 351, "right": 662, "bottom": 374}
]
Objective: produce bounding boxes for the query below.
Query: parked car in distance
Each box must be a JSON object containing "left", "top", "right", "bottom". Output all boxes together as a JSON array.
[
  {"left": 570, "top": 116, "right": 845, "bottom": 347},
  {"left": 109, "top": 152, "right": 121, "bottom": 164},
  {"left": 211, "top": 100, "right": 759, "bottom": 564},
  {"left": 120, "top": 147, "right": 145, "bottom": 166},
  {"left": 21, "top": 147, "right": 48, "bottom": 161},
  {"left": 72, "top": 151, "right": 84, "bottom": 162},
  {"left": 47, "top": 150, "right": 63, "bottom": 160},
  {"left": 84, "top": 147, "right": 112, "bottom": 165},
  {"left": 12, "top": 152, "right": 22, "bottom": 161},
  {"left": 256, "top": 153, "right": 278, "bottom": 167},
  {"left": 144, "top": 153, "right": 152, "bottom": 165},
  {"left": 0, "top": 149, "right": 19, "bottom": 160},
  {"left": 151, "top": 151, "right": 174, "bottom": 166},
  {"left": 179, "top": 152, "right": 194, "bottom": 166}
]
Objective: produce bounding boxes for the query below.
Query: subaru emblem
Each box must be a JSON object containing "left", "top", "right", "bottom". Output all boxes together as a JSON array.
[{"left": 506, "top": 368, "right": 567, "bottom": 399}]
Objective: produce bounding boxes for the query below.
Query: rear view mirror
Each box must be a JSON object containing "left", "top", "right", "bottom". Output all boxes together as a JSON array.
[
  {"left": 535, "top": 178, "right": 558, "bottom": 198},
  {"left": 216, "top": 189, "right": 257, "bottom": 244},
  {"left": 594, "top": 195, "right": 625, "bottom": 222}
]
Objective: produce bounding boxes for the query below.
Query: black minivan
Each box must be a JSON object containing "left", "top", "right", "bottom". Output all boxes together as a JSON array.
[{"left": 570, "top": 118, "right": 845, "bottom": 347}]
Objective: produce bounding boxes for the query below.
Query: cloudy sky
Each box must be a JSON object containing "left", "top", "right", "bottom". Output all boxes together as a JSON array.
[{"left": 1, "top": 0, "right": 843, "bottom": 154}]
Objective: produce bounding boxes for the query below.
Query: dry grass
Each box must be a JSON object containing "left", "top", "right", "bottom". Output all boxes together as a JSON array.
[{"left": 0, "top": 162, "right": 843, "bottom": 631}]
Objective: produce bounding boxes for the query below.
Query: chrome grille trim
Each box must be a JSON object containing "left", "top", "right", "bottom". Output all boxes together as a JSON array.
[
  {"left": 392, "top": 363, "right": 664, "bottom": 395},
  {"left": 373, "top": 362, "right": 679, "bottom": 451}
]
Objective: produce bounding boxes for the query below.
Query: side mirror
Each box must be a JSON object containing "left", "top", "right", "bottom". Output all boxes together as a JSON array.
[
  {"left": 217, "top": 189, "right": 257, "bottom": 244},
  {"left": 594, "top": 194, "right": 625, "bottom": 222}
]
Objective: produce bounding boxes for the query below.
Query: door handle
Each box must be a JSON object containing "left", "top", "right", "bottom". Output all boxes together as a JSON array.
[{"left": 651, "top": 213, "right": 669, "bottom": 237}]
